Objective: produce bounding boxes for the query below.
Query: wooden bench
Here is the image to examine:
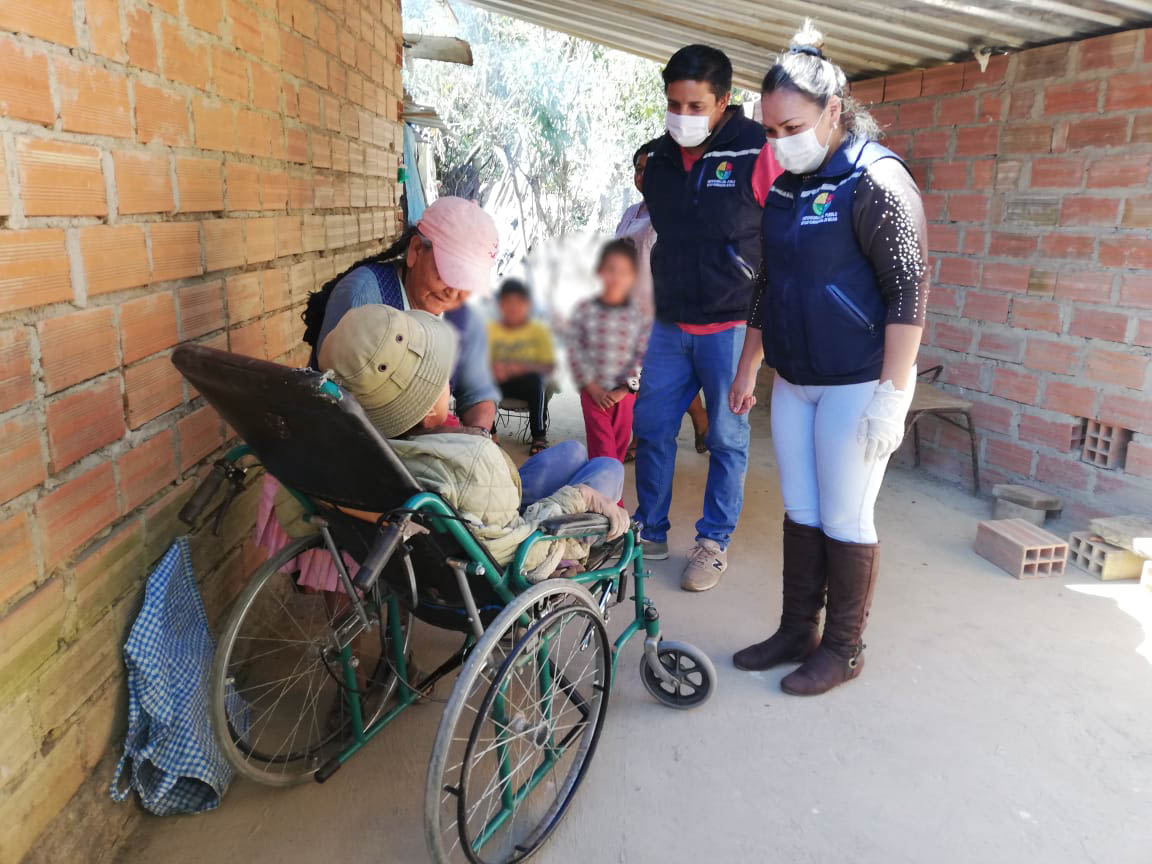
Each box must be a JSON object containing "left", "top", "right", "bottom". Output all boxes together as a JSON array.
[{"left": 905, "top": 365, "right": 979, "bottom": 493}]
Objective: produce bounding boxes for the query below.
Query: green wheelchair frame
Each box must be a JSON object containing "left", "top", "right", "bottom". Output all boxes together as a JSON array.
[
  {"left": 306, "top": 485, "right": 662, "bottom": 772},
  {"left": 170, "top": 340, "right": 716, "bottom": 864}
]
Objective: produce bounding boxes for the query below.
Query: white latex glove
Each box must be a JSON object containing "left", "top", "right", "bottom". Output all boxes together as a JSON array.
[
  {"left": 857, "top": 380, "right": 908, "bottom": 462},
  {"left": 576, "top": 485, "right": 629, "bottom": 539}
]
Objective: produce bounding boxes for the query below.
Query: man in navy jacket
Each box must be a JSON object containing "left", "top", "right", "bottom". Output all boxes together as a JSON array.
[{"left": 633, "top": 44, "right": 777, "bottom": 591}]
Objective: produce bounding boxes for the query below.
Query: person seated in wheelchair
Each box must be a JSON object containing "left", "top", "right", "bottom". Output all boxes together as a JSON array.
[
  {"left": 318, "top": 303, "right": 630, "bottom": 581},
  {"left": 488, "top": 278, "right": 556, "bottom": 455}
]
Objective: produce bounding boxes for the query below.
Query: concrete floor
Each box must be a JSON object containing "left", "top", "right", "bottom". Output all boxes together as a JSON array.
[{"left": 119, "top": 384, "right": 1152, "bottom": 864}]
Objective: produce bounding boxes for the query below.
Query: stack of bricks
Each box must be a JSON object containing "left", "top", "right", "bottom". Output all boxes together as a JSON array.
[
  {"left": 1067, "top": 531, "right": 1145, "bottom": 581},
  {"left": 853, "top": 29, "right": 1152, "bottom": 522},
  {"left": 1080, "top": 515, "right": 1152, "bottom": 586},
  {"left": 0, "top": 0, "right": 405, "bottom": 860}
]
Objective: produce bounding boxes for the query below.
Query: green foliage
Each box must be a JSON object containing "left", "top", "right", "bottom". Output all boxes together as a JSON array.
[{"left": 404, "top": 0, "right": 666, "bottom": 237}]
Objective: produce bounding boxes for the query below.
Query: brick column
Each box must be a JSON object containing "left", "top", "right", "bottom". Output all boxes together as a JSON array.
[{"left": 0, "top": 1, "right": 406, "bottom": 859}]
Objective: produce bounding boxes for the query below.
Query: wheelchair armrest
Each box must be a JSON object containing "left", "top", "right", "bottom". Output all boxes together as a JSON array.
[{"left": 540, "top": 513, "right": 611, "bottom": 538}]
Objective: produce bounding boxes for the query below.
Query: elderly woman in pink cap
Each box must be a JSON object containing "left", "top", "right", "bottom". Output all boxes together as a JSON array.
[
  {"left": 305, "top": 196, "right": 503, "bottom": 431},
  {"left": 302, "top": 196, "right": 601, "bottom": 505}
]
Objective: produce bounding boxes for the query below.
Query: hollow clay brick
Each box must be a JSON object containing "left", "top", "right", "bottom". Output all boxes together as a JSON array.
[{"left": 975, "top": 518, "right": 1067, "bottom": 579}]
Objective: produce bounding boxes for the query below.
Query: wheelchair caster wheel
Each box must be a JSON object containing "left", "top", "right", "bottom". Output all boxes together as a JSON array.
[{"left": 640, "top": 640, "right": 716, "bottom": 709}]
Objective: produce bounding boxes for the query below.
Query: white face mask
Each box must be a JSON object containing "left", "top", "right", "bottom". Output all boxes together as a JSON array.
[
  {"left": 769, "top": 109, "right": 832, "bottom": 174},
  {"left": 665, "top": 110, "right": 712, "bottom": 148}
]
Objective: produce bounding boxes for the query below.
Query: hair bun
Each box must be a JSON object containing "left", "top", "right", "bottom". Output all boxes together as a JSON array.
[
  {"left": 789, "top": 18, "right": 825, "bottom": 52},
  {"left": 789, "top": 45, "right": 823, "bottom": 58}
]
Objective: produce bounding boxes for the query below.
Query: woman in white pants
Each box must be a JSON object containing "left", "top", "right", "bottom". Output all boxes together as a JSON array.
[{"left": 728, "top": 21, "right": 929, "bottom": 696}]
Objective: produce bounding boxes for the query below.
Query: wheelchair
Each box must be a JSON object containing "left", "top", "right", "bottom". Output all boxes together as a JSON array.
[{"left": 172, "top": 344, "right": 715, "bottom": 864}]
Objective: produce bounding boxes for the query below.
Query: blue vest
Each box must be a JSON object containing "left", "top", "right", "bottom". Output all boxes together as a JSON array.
[
  {"left": 759, "top": 137, "right": 904, "bottom": 386},
  {"left": 643, "top": 108, "right": 765, "bottom": 325}
]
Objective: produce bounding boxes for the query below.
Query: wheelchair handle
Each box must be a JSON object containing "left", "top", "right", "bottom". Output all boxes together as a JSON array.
[
  {"left": 179, "top": 461, "right": 228, "bottom": 527},
  {"left": 179, "top": 459, "right": 247, "bottom": 531},
  {"left": 354, "top": 518, "right": 407, "bottom": 593}
]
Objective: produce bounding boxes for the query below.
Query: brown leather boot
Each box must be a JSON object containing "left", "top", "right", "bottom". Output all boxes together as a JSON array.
[
  {"left": 733, "top": 518, "right": 826, "bottom": 671},
  {"left": 780, "top": 536, "right": 878, "bottom": 696}
]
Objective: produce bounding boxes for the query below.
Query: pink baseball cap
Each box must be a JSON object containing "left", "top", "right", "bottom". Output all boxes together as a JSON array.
[{"left": 416, "top": 197, "right": 500, "bottom": 297}]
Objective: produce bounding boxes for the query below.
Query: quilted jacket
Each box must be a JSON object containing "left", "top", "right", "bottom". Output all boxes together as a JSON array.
[{"left": 389, "top": 433, "right": 592, "bottom": 580}]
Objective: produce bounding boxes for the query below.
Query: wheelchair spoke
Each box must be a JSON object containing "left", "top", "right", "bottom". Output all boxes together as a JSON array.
[
  {"left": 451, "top": 601, "right": 609, "bottom": 863},
  {"left": 265, "top": 653, "right": 329, "bottom": 771},
  {"left": 212, "top": 533, "right": 406, "bottom": 787},
  {"left": 306, "top": 671, "right": 324, "bottom": 764},
  {"left": 270, "top": 587, "right": 318, "bottom": 643},
  {"left": 225, "top": 640, "right": 315, "bottom": 676},
  {"left": 232, "top": 660, "right": 323, "bottom": 700},
  {"left": 242, "top": 659, "right": 319, "bottom": 763},
  {"left": 427, "top": 582, "right": 612, "bottom": 864},
  {"left": 226, "top": 555, "right": 386, "bottom": 757},
  {"left": 547, "top": 667, "right": 599, "bottom": 733},
  {"left": 470, "top": 735, "right": 542, "bottom": 845},
  {"left": 241, "top": 652, "right": 322, "bottom": 743},
  {"left": 234, "top": 635, "right": 317, "bottom": 645}
]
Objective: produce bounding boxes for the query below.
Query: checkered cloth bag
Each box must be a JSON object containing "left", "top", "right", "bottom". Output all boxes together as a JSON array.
[{"left": 110, "top": 539, "right": 239, "bottom": 815}]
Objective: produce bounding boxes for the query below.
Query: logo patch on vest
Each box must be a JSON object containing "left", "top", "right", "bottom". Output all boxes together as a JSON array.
[
  {"left": 801, "top": 191, "right": 839, "bottom": 226},
  {"left": 706, "top": 160, "right": 736, "bottom": 188}
]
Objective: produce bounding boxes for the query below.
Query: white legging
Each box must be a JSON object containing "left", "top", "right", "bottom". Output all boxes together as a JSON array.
[{"left": 770, "top": 372, "right": 915, "bottom": 544}]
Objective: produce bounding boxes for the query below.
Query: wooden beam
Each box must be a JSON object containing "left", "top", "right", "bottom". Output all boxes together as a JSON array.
[{"left": 403, "top": 33, "right": 474, "bottom": 66}]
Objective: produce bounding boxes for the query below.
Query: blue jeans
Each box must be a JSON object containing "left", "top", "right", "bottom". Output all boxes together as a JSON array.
[
  {"left": 519, "top": 440, "right": 624, "bottom": 508},
  {"left": 633, "top": 322, "right": 750, "bottom": 547}
]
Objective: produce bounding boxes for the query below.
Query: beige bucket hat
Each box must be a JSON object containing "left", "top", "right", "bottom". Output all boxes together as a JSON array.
[{"left": 317, "top": 305, "right": 458, "bottom": 438}]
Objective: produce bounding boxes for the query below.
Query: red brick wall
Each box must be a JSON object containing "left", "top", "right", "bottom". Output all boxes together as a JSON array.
[
  {"left": 855, "top": 30, "right": 1152, "bottom": 520},
  {"left": 0, "top": 1, "right": 404, "bottom": 860}
]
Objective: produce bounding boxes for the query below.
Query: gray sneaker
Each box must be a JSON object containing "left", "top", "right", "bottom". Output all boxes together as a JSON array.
[
  {"left": 681, "top": 539, "right": 727, "bottom": 592},
  {"left": 640, "top": 536, "right": 669, "bottom": 561}
]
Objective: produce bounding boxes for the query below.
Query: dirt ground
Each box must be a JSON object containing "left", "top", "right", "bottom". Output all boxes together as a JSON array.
[{"left": 118, "top": 383, "right": 1152, "bottom": 864}]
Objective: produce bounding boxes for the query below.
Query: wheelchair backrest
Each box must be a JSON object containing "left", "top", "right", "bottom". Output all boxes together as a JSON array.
[{"left": 172, "top": 344, "right": 422, "bottom": 513}]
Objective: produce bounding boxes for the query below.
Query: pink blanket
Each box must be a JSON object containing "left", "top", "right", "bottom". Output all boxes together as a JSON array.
[{"left": 255, "top": 475, "right": 359, "bottom": 593}]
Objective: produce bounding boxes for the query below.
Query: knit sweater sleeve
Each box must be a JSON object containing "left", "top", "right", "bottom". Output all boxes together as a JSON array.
[
  {"left": 566, "top": 301, "right": 593, "bottom": 389},
  {"left": 852, "top": 159, "right": 929, "bottom": 326}
]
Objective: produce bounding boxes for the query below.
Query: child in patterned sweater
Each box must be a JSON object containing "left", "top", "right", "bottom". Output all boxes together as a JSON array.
[{"left": 567, "top": 239, "right": 650, "bottom": 464}]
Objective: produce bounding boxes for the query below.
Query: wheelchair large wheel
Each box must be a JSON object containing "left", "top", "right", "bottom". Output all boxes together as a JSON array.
[
  {"left": 426, "top": 581, "right": 610, "bottom": 863},
  {"left": 211, "top": 533, "right": 411, "bottom": 786}
]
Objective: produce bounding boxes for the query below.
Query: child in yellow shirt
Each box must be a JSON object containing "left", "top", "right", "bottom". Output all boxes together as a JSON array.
[{"left": 487, "top": 279, "right": 556, "bottom": 453}]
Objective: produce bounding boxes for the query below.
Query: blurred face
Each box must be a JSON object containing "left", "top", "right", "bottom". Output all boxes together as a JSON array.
[
  {"left": 633, "top": 152, "right": 648, "bottom": 194},
  {"left": 498, "top": 293, "right": 531, "bottom": 328},
  {"left": 405, "top": 235, "right": 465, "bottom": 315},
  {"left": 598, "top": 253, "right": 636, "bottom": 305},
  {"left": 760, "top": 88, "right": 841, "bottom": 145},
  {"left": 421, "top": 383, "right": 451, "bottom": 429},
  {"left": 666, "top": 80, "right": 729, "bottom": 130}
]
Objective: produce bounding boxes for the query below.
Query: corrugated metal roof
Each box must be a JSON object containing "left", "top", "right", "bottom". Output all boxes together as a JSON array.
[{"left": 461, "top": 0, "right": 1152, "bottom": 83}]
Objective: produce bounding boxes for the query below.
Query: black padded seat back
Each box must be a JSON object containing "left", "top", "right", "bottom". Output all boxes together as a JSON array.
[
  {"left": 172, "top": 344, "right": 421, "bottom": 513},
  {"left": 173, "top": 345, "right": 505, "bottom": 631}
]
